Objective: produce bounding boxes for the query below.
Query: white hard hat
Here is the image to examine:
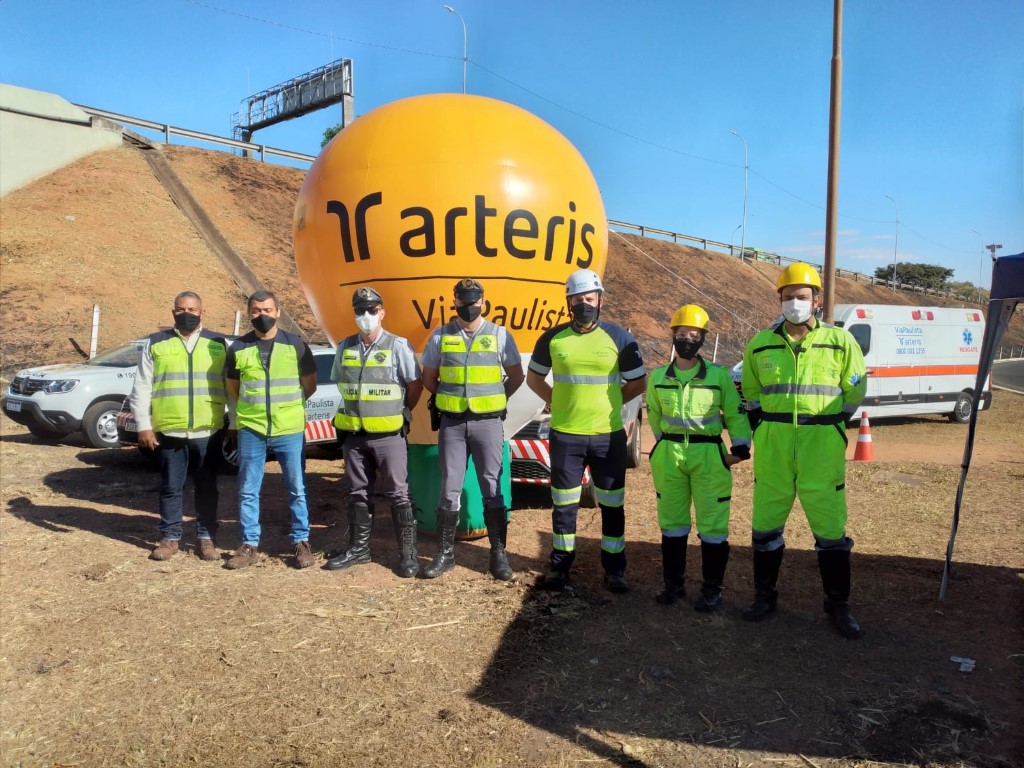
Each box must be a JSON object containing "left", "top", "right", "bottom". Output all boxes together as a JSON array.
[{"left": 565, "top": 269, "right": 604, "bottom": 297}]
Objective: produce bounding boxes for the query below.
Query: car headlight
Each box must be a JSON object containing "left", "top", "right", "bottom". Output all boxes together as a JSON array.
[{"left": 41, "top": 379, "right": 79, "bottom": 394}]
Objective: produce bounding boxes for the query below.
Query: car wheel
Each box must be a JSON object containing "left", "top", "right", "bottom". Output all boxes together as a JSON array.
[
  {"left": 27, "top": 425, "right": 68, "bottom": 443},
  {"left": 948, "top": 391, "right": 973, "bottom": 424},
  {"left": 580, "top": 477, "right": 598, "bottom": 509},
  {"left": 82, "top": 400, "right": 123, "bottom": 448},
  {"left": 625, "top": 416, "right": 642, "bottom": 469}
]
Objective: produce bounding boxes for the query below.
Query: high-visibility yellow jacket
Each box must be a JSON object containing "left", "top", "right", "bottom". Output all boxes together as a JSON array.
[
  {"left": 741, "top": 322, "right": 867, "bottom": 426},
  {"left": 436, "top": 320, "right": 507, "bottom": 415},
  {"left": 150, "top": 330, "right": 227, "bottom": 433},
  {"left": 332, "top": 331, "right": 405, "bottom": 433}
]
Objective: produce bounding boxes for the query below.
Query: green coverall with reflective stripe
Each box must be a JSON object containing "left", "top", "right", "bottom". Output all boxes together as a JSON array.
[
  {"left": 741, "top": 322, "right": 867, "bottom": 543},
  {"left": 149, "top": 329, "right": 227, "bottom": 433},
  {"left": 233, "top": 340, "right": 306, "bottom": 437},
  {"left": 647, "top": 359, "right": 750, "bottom": 542}
]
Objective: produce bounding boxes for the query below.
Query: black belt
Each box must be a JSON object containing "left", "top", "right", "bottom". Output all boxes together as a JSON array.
[
  {"left": 441, "top": 411, "right": 502, "bottom": 422},
  {"left": 659, "top": 434, "right": 723, "bottom": 444},
  {"left": 345, "top": 429, "right": 402, "bottom": 438},
  {"left": 759, "top": 411, "right": 845, "bottom": 426}
]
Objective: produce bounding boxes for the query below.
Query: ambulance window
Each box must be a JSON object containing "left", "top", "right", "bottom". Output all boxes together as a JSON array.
[{"left": 847, "top": 324, "right": 870, "bottom": 356}]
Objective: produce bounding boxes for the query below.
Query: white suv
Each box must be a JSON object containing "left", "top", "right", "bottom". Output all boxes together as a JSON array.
[{"left": 2, "top": 339, "right": 147, "bottom": 448}]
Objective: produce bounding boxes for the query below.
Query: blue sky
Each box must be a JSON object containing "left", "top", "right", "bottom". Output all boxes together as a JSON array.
[{"left": 2, "top": 0, "right": 1021, "bottom": 289}]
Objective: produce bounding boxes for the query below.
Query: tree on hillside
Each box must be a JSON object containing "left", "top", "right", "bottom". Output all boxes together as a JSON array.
[
  {"left": 874, "top": 261, "right": 954, "bottom": 292},
  {"left": 946, "top": 280, "right": 989, "bottom": 303},
  {"left": 321, "top": 124, "right": 342, "bottom": 147}
]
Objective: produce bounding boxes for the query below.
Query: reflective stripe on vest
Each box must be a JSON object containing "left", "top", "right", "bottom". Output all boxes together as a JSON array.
[
  {"left": 436, "top": 321, "right": 506, "bottom": 414},
  {"left": 332, "top": 333, "right": 404, "bottom": 433},
  {"left": 234, "top": 341, "right": 305, "bottom": 436},
  {"left": 150, "top": 332, "right": 227, "bottom": 432},
  {"left": 649, "top": 360, "right": 728, "bottom": 438}
]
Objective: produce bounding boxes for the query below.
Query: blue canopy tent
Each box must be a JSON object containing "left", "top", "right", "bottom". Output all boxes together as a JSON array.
[{"left": 941, "top": 252, "right": 1024, "bottom": 599}]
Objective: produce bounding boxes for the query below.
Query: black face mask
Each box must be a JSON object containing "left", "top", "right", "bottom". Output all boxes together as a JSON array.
[
  {"left": 570, "top": 302, "right": 599, "bottom": 326},
  {"left": 174, "top": 313, "right": 201, "bottom": 333},
  {"left": 456, "top": 304, "right": 482, "bottom": 323},
  {"left": 674, "top": 337, "right": 704, "bottom": 360},
  {"left": 251, "top": 314, "right": 277, "bottom": 334}
]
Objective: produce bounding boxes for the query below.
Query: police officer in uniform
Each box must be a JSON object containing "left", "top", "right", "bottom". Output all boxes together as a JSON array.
[
  {"left": 741, "top": 263, "right": 867, "bottom": 638},
  {"left": 647, "top": 305, "right": 750, "bottom": 609},
  {"left": 325, "top": 287, "right": 423, "bottom": 577},
  {"left": 420, "top": 278, "right": 524, "bottom": 580},
  {"left": 527, "top": 269, "right": 647, "bottom": 593},
  {"left": 224, "top": 290, "right": 319, "bottom": 570},
  {"left": 130, "top": 291, "right": 228, "bottom": 561}
]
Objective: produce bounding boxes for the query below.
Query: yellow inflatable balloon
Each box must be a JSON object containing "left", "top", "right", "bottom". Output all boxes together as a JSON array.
[{"left": 293, "top": 93, "right": 607, "bottom": 351}]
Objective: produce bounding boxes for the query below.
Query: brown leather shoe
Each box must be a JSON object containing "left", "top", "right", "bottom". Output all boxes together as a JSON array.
[
  {"left": 293, "top": 541, "right": 316, "bottom": 569},
  {"left": 225, "top": 544, "right": 259, "bottom": 570},
  {"left": 196, "top": 539, "right": 219, "bottom": 562},
  {"left": 150, "top": 539, "right": 179, "bottom": 561}
]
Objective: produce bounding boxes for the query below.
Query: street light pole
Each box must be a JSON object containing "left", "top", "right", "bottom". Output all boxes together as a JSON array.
[
  {"left": 884, "top": 194, "right": 899, "bottom": 291},
  {"left": 971, "top": 229, "right": 985, "bottom": 303},
  {"left": 443, "top": 5, "right": 467, "bottom": 94},
  {"left": 730, "top": 130, "right": 748, "bottom": 262}
]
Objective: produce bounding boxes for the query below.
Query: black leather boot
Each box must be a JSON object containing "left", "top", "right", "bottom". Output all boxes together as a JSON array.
[
  {"left": 742, "top": 546, "right": 784, "bottom": 621},
  {"left": 818, "top": 549, "right": 861, "bottom": 639},
  {"left": 325, "top": 502, "right": 373, "bottom": 570},
  {"left": 484, "top": 507, "right": 513, "bottom": 581},
  {"left": 422, "top": 508, "right": 458, "bottom": 579},
  {"left": 694, "top": 541, "right": 730, "bottom": 612},
  {"left": 391, "top": 502, "right": 419, "bottom": 578},
  {"left": 655, "top": 535, "right": 687, "bottom": 605}
]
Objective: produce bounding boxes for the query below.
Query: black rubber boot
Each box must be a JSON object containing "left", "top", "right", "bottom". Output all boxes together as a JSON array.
[
  {"left": 325, "top": 502, "right": 373, "bottom": 570},
  {"left": 654, "top": 535, "right": 688, "bottom": 605},
  {"left": 818, "top": 549, "right": 861, "bottom": 639},
  {"left": 742, "top": 546, "right": 784, "bottom": 621},
  {"left": 694, "top": 541, "right": 730, "bottom": 613},
  {"left": 391, "top": 502, "right": 419, "bottom": 578},
  {"left": 422, "top": 508, "right": 458, "bottom": 579},
  {"left": 484, "top": 507, "right": 513, "bottom": 581}
]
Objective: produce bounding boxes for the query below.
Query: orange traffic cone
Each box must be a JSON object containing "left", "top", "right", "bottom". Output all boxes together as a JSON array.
[{"left": 853, "top": 410, "right": 874, "bottom": 462}]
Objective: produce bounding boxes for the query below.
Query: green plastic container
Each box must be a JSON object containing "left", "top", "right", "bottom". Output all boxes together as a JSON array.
[{"left": 407, "top": 442, "right": 511, "bottom": 540}]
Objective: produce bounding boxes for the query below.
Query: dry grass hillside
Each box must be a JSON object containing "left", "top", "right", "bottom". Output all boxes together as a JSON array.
[{"left": 1, "top": 142, "right": 1018, "bottom": 378}]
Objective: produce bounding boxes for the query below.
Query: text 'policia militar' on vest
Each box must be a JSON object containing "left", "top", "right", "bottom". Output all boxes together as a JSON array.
[{"left": 325, "top": 194, "right": 599, "bottom": 267}]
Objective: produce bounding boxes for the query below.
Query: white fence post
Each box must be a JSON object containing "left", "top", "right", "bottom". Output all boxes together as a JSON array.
[
  {"left": 89, "top": 304, "right": 100, "bottom": 358},
  {"left": 712, "top": 333, "right": 720, "bottom": 362},
  {"left": 233, "top": 310, "right": 241, "bottom": 336}
]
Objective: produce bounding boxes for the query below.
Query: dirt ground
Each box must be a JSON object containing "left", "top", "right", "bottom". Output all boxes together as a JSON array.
[{"left": 1, "top": 391, "right": 1021, "bottom": 768}]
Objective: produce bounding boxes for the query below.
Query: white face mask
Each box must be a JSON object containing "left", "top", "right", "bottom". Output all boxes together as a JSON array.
[
  {"left": 781, "top": 298, "right": 814, "bottom": 325},
  {"left": 355, "top": 311, "right": 381, "bottom": 334}
]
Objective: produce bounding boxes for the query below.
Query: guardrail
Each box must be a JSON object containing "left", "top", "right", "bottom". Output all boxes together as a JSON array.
[
  {"left": 74, "top": 106, "right": 982, "bottom": 304},
  {"left": 74, "top": 104, "right": 317, "bottom": 164},
  {"left": 608, "top": 219, "right": 976, "bottom": 302}
]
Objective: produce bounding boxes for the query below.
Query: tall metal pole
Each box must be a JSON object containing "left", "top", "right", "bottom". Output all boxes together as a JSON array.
[
  {"left": 730, "top": 130, "right": 748, "bottom": 263},
  {"left": 822, "top": 0, "right": 843, "bottom": 321},
  {"left": 971, "top": 229, "right": 985, "bottom": 303},
  {"left": 884, "top": 194, "right": 899, "bottom": 292},
  {"left": 443, "top": 5, "right": 467, "bottom": 94}
]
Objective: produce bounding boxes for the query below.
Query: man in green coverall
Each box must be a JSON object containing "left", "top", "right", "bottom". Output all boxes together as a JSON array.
[{"left": 741, "top": 263, "right": 867, "bottom": 638}]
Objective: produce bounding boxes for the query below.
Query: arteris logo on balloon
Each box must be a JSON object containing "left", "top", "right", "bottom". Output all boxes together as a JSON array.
[{"left": 293, "top": 93, "right": 609, "bottom": 350}]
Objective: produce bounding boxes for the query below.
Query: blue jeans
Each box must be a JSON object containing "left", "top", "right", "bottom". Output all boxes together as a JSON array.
[
  {"left": 237, "top": 428, "right": 310, "bottom": 546},
  {"left": 157, "top": 432, "right": 221, "bottom": 541}
]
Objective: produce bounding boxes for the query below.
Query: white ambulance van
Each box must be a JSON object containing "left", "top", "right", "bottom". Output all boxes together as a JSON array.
[{"left": 833, "top": 304, "right": 991, "bottom": 423}]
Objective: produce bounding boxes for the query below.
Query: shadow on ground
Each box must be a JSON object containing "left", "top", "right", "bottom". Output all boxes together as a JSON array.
[{"left": 472, "top": 531, "right": 1023, "bottom": 767}]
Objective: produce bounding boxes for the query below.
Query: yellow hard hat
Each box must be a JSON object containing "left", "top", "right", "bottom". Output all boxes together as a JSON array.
[
  {"left": 776, "top": 262, "right": 822, "bottom": 291},
  {"left": 670, "top": 304, "right": 709, "bottom": 331}
]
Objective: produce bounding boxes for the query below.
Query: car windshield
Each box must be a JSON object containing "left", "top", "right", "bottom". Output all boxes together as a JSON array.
[{"left": 86, "top": 340, "right": 145, "bottom": 368}]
